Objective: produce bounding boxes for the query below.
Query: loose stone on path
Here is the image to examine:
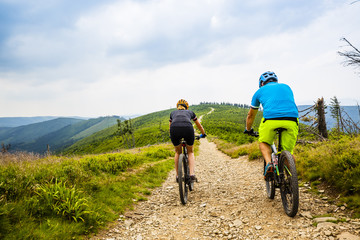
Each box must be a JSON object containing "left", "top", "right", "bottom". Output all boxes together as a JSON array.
[{"left": 91, "top": 138, "right": 360, "bottom": 240}]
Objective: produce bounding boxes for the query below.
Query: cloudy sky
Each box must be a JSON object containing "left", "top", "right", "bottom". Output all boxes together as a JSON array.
[{"left": 1, "top": 0, "right": 359, "bottom": 117}]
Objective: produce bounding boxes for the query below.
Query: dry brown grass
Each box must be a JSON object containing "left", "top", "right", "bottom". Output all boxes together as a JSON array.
[{"left": 0, "top": 151, "right": 41, "bottom": 165}]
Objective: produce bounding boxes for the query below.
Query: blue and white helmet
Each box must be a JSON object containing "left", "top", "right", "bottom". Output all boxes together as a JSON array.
[{"left": 259, "top": 71, "right": 278, "bottom": 88}]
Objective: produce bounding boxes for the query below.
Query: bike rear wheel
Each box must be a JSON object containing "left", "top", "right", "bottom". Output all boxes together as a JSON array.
[
  {"left": 264, "top": 160, "right": 275, "bottom": 199},
  {"left": 187, "top": 158, "right": 194, "bottom": 192},
  {"left": 178, "top": 153, "right": 188, "bottom": 205},
  {"left": 279, "top": 151, "right": 299, "bottom": 217}
]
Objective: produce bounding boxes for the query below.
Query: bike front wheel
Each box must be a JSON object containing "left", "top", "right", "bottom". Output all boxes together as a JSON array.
[
  {"left": 279, "top": 151, "right": 299, "bottom": 217},
  {"left": 178, "top": 153, "right": 188, "bottom": 205}
]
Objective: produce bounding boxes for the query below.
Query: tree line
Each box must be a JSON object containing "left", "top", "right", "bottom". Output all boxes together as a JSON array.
[{"left": 200, "top": 102, "right": 251, "bottom": 108}]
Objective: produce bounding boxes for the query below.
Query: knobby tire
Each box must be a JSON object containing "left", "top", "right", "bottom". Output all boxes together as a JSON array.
[
  {"left": 187, "top": 158, "right": 193, "bottom": 192},
  {"left": 264, "top": 160, "right": 275, "bottom": 199},
  {"left": 279, "top": 151, "right": 299, "bottom": 217},
  {"left": 178, "top": 153, "right": 188, "bottom": 205}
]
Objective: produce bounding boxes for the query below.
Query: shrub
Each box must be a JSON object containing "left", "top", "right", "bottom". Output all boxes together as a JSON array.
[
  {"left": 295, "top": 135, "right": 360, "bottom": 195},
  {"left": 34, "top": 179, "right": 92, "bottom": 222}
]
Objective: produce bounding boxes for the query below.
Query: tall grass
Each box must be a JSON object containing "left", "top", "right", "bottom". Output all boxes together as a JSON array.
[
  {"left": 0, "top": 151, "right": 41, "bottom": 165},
  {"left": 294, "top": 135, "right": 360, "bottom": 217},
  {"left": 0, "top": 144, "right": 174, "bottom": 239}
]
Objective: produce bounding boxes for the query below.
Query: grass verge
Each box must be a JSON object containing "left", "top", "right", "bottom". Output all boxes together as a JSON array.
[
  {"left": 211, "top": 137, "right": 261, "bottom": 160},
  {"left": 294, "top": 135, "right": 360, "bottom": 217},
  {"left": 0, "top": 144, "right": 174, "bottom": 240}
]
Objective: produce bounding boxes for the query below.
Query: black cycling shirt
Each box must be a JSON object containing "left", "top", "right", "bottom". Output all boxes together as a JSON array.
[{"left": 169, "top": 110, "right": 198, "bottom": 127}]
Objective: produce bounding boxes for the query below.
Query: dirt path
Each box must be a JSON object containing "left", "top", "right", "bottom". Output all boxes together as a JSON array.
[{"left": 91, "top": 139, "right": 360, "bottom": 240}]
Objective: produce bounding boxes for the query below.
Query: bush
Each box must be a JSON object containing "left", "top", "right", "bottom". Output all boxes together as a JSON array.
[
  {"left": 34, "top": 179, "right": 92, "bottom": 222},
  {"left": 295, "top": 135, "right": 360, "bottom": 195}
]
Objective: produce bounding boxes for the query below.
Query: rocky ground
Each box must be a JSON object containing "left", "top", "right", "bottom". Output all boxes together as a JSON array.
[{"left": 91, "top": 138, "right": 360, "bottom": 240}]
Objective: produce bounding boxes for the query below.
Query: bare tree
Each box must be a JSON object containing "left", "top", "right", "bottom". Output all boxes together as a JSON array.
[
  {"left": 338, "top": 38, "right": 360, "bottom": 73},
  {"left": 1, "top": 143, "right": 11, "bottom": 153},
  {"left": 315, "top": 97, "right": 328, "bottom": 139}
]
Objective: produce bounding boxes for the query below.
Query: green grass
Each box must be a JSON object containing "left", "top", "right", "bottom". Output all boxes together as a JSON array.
[
  {"left": 62, "top": 104, "right": 214, "bottom": 155},
  {"left": 0, "top": 144, "right": 175, "bottom": 239},
  {"left": 201, "top": 104, "right": 262, "bottom": 145},
  {"left": 211, "top": 138, "right": 261, "bottom": 160},
  {"left": 294, "top": 135, "right": 360, "bottom": 217}
]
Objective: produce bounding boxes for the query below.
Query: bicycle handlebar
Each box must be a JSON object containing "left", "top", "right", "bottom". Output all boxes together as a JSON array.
[
  {"left": 243, "top": 128, "right": 259, "bottom": 137},
  {"left": 195, "top": 134, "right": 206, "bottom": 140},
  {"left": 249, "top": 132, "right": 259, "bottom": 137}
]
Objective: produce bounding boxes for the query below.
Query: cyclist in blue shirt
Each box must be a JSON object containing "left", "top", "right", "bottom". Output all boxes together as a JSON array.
[{"left": 244, "top": 71, "right": 299, "bottom": 178}]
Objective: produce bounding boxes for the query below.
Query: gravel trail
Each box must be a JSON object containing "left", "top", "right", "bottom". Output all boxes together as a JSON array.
[{"left": 91, "top": 138, "right": 360, "bottom": 240}]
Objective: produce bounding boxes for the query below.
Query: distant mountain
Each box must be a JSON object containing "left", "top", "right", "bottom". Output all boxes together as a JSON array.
[
  {"left": 0, "top": 116, "right": 124, "bottom": 154},
  {"left": 0, "top": 118, "right": 84, "bottom": 145},
  {"left": 16, "top": 116, "right": 122, "bottom": 153},
  {"left": 0, "top": 116, "right": 59, "bottom": 127}
]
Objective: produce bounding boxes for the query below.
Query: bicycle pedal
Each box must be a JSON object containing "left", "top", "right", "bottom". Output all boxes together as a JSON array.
[{"left": 190, "top": 176, "right": 198, "bottom": 183}]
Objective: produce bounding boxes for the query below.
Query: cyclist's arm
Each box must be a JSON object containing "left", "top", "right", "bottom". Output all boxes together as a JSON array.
[
  {"left": 194, "top": 119, "right": 205, "bottom": 135},
  {"left": 169, "top": 119, "right": 172, "bottom": 134},
  {"left": 246, "top": 108, "right": 258, "bottom": 131}
]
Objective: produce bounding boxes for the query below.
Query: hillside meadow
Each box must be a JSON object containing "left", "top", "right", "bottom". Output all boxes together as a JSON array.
[
  {"left": 1, "top": 103, "right": 359, "bottom": 239},
  {"left": 0, "top": 145, "right": 175, "bottom": 239},
  {"left": 62, "top": 104, "right": 213, "bottom": 155}
]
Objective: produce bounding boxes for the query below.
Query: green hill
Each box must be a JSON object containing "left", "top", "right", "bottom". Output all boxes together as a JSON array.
[
  {"left": 0, "top": 118, "right": 83, "bottom": 146},
  {"left": 15, "top": 116, "right": 123, "bottom": 154},
  {"left": 62, "top": 109, "right": 177, "bottom": 155},
  {"left": 62, "top": 104, "right": 259, "bottom": 155}
]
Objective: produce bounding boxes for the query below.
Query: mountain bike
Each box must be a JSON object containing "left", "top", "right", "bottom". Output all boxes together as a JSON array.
[
  {"left": 178, "top": 136, "right": 201, "bottom": 205},
  {"left": 249, "top": 128, "right": 299, "bottom": 217}
]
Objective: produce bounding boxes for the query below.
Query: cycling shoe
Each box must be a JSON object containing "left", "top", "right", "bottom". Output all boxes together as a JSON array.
[{"left": 264, "top": 163, "right": 274, "bottom": 179}]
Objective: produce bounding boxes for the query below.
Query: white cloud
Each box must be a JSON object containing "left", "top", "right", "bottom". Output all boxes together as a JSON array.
[{"left": 1, "top": 0, "right": 359, "bottom": 117}]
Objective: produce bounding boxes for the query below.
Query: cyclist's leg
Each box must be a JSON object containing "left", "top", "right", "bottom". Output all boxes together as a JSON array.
[
  {"left": 258, "top": 118, "right": 277, "bottom": 164},
  {"left": 170, "top": 126, "right": 182, "bottom": 177},
  {"left": 186, "top": 145, "right": 195, "bottom": 175},
  {"left": 259, "top": 142, "right": 272, "bottom": 164},
  {"left": 183, "top": 126, "right": 195, "bottom": 176},
  {"left": 174, "top": 145, "right": 182, "bottom": 176}
]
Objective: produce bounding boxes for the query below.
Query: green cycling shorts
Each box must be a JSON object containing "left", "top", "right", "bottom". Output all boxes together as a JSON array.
[{"left": 258, "top": 118, "right": 299, "bottom": 154}]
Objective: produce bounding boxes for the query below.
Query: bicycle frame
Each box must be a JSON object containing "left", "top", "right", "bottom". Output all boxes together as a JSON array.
[
  {"left": 178, "top": 140, "right": 192, "bottom": 205},
  {"left": 181, "top": 141, "right": 191, "bottom": 185},
  {"left": 181, "top": 140, "right": 188, "bottom": 155},
  {"left": 269, "top": 128, "right": 286, "bottom": 187}
]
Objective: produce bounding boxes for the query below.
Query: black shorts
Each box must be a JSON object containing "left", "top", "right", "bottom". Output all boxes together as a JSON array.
[{"left": 170, "top": 126, "right": 195, "bottom": 146}]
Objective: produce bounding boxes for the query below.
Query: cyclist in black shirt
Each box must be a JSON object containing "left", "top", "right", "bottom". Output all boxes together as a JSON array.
[{"left": 170, "top": 99, "right": 206, "bottom": 182}]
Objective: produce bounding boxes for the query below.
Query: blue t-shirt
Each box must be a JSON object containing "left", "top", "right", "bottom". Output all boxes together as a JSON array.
[{"left": 251, "top": 82, "right": 298, "bottom": 119}]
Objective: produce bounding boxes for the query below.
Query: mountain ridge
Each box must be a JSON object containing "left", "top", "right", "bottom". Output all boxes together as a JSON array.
[
  {"left": 0, "top": 116, "right": 125, "bottom": 154},
  {"left": 1, "top": 104, "right": 358, "bottom": 154}
]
